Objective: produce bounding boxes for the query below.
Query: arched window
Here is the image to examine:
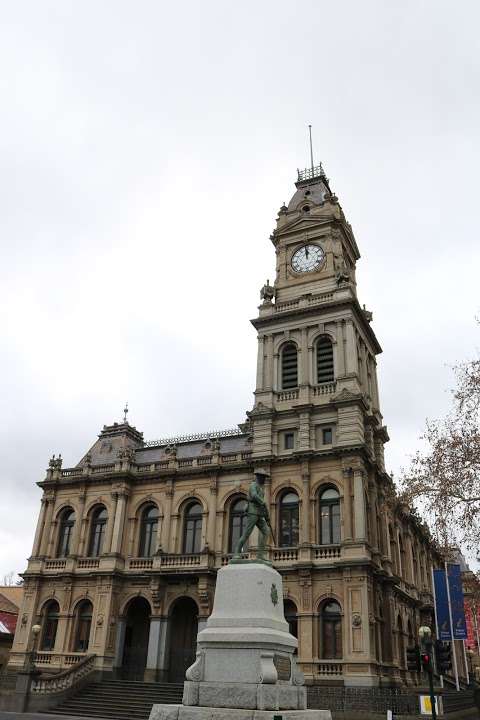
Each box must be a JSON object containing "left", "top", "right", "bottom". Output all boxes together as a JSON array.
[
  {"left": 139, "top": 505, "right": 159, "bottom": 557},
  {"left": 316, "top": 337, "right": 334, "bottom": 384},
  {"left": 320, "top": 600, "right": 342, "bottom": 659},
  {"left": 281, "top": 343, "right": 298, "bottom": 389},
  {"left": 88, "top": 507, "right": 108, "bottom": 557},
  {"left": 57, "top": 509, "right": 75, "bottom": 557},
  {"left": 40, "top": 600, "right": 60, "bottom": 651},
  {"left": 319, "top": 488, "right": 340, "bottom": 545},
  {"left": 183, "top": 502, "right": 203, "bottom": 554},
  {"left": 73, "top": 600, "right": 93, "bottom": 652},
  {"left": 279, "top": 492, "right": 299, "bottom": 547},
  {"left": 229, "top": 497, "right": 248, "bottom": 553},
  {"left": 284, "top": 599, "right": 298, "bottom": 641}
]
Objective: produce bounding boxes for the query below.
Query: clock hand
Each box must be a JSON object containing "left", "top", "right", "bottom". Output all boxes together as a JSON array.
[{"left": 305, "top": 247, "right": 309, "bottom": 259}]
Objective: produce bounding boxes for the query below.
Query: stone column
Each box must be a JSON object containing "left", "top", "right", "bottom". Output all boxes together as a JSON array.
[
  {"left": 39, "top": 498, "right": 54, "bottom": 556},
  {"left": 71, "top": 494, "right": 86, "bottom": 556},
  {"left": 265, "top": 335, "right": 274, "bottom": 390},
  {"left": 145, "top": 616, "right": 169, "bottom": 682},
  {"left": 47, "top": 518, "right": 58, "bottom": 558},
  {"left": 113, "top": 617, "right": 126, "bottom": 673},
  {"left": 105, "top": 493, "right": 119, "bottom": 554},
  {"left": 300, "top": 328, "right": 308, "bottom": 385},
  {"left": 345, "top": 320, "right": 358, "bottom": 376},
  {"left": 161, "top": 483, "right": 174, "bottom": 553},
  {"left": 206, "top": 477, "right": 218, "bottom": 550},
  {"left": 256, "top": 336, "right": 265, "bottom": 391},
  {"left": 300, "top": 468, "right": 310, "bottom": 545},
  {"left": 353, "top": 469, "right": 366, "bottom": 540},
  {"left": 336, "top": 320, "right": 346, "bottom": 376},
  {"left": 127, "top": 516, "right": 138, "bottom": 556},
  {"left": 31, "top": 498, "right": 48, "bottom": 557},
  {"left": 298, "top": 410, "right": 311, "bottom": 451},
  {"left": 368, "top": 482, "right": 378, "bottom": 552},
  {"left": 78, "top": 511, "right": 89, "bottom": 557},
  {"left": 110, "top": 491, "right": 128, "bottom": 555},
  {"left": 342, "top": 469, "right": 353, "bottom": 541},
  {"left": 396, "top": 528, "right": 403, "bottom": 578}
]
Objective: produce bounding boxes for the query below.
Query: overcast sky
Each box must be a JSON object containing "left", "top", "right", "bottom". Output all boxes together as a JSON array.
[{"left": 1, "top": 0, "right": 479, "bottom": 579}]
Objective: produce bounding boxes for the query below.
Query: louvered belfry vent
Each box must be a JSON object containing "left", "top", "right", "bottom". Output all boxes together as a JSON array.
[
  {"left": 281, "top": 343, "right": 298, "bottom": 389},
  {"left": 317, "top": 337, "right": 334, "bottom": 383}
]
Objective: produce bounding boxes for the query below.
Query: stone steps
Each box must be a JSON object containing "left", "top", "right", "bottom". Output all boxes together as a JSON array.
[{"left": 42, "top": 679, "right": 184, "bottom": 720}]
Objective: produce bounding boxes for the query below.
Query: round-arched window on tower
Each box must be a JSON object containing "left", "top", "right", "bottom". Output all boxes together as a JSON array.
[{"left": 281, "top": 343, "right": 298, "bottom": 389}]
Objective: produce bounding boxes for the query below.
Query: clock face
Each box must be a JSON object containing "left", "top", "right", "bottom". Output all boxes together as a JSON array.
[{"left": 291, "top": 244, "right": 325, "bottom": 273}]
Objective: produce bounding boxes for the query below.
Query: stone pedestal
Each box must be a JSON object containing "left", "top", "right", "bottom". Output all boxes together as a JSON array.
[{"left": 150, "top": 562, "right": 331, "bottom": 720}]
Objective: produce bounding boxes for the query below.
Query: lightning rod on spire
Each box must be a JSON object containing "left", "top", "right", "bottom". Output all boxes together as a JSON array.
[
  {"left": 123, "top": 402, "right": 129, "bottom": 424},
  {"left": 308, "top": 124, "right": 314, "bottom": 172}
]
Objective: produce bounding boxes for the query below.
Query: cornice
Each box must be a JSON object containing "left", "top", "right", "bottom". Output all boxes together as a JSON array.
[{"left": 251, "top": 295, "right": 382, "bottom": 355}]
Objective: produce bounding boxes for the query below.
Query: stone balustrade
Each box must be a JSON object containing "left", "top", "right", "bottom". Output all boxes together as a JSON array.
[
  {"left": 31, "top": 653, "right": 96, "bottom": 693},
  {"left": 277, "top": 389, "right": 299, "bottom": 402},
  {"left": 57, "top": 450, "right": 253, "bottom": 480},
  {"left": 314, "top": 660, "right": 344, "bottom": 676}
]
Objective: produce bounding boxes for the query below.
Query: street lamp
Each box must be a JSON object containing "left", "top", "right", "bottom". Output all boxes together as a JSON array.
[
  {"left": 466, "top": 647, "right": 474, "bottom": 681},
  {"left": 418, "top": 626, "right": 437, "bottom": 720},
  {"left": 30, "top": 624, "right": 41, "bottom": 669}
]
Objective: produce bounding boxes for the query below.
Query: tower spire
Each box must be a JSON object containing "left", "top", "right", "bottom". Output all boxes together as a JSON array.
[{"left": 123, "top": 402, "right": 129, "bottom": 424}]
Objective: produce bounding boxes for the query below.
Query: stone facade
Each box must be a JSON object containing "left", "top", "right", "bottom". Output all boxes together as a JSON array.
[{"left": 9, "top": 165, "right": 441, "bottom": 688}]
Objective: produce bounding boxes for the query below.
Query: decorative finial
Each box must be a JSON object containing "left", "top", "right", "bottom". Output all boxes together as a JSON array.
[{"left": 123, "top": 402, "right": 129, "bottom": 424}]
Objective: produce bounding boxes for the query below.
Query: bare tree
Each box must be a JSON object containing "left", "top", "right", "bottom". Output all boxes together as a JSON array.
[
  {"left": 400, "top": 356, "right": 480, "bottom": 554},
  {"left": 1, "top": 571, "right": 23, "bottom": 586}
]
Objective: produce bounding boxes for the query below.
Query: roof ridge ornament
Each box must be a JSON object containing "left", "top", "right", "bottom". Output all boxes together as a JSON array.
[{"left": 144, "top": 427, "right": 244, "bottom": 448}]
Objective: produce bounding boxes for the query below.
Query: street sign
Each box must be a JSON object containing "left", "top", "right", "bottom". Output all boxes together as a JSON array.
[{"left": 419, "top": 695, "right": 443, "bottom": 715}]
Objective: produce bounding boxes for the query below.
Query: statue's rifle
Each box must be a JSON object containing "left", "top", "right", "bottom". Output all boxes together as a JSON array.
[{"left": 264, "top": 511, "right": 276, "bottom": 545}]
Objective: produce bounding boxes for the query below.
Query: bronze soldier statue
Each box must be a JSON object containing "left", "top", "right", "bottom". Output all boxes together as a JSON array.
[{"left": 233, "top": 468, "right": 273, "bottom": 560}]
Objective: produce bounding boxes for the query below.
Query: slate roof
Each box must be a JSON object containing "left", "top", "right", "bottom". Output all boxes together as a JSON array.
[
  {"left": 0, "top": 620, "right": 11, "bottom": 635},
  {"left": 0, "top": 612, "right": 16, "bottom": 635},
  {"left": 75, "top": 422, "right": 251, "bottom": 469}
]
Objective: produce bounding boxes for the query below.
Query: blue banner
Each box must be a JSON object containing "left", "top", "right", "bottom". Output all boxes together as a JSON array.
[
  {"left": 433, "top": 569, "right": 452, "bottom": 640},
  {"left": 447, "top": 564, "right": 467, "bottom": 641}
]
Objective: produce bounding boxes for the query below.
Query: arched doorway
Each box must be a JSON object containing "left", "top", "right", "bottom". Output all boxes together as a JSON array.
[
  {"left": 168, "top": 597, "right": 198, "bottom": 683},
  {"left": 121, "top": 597, "right": 151, "bottom": 680}
]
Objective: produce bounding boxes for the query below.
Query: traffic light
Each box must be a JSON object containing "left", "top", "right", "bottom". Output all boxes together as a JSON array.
[
  {"left": 421, "top": 651, "right": 432, "bottom": 672},
  {"left": 435, "top": 640, "right": 452, "bottom": 674},
  {"left": 406, "top": 645, "right": 421, "bottom": 672}
]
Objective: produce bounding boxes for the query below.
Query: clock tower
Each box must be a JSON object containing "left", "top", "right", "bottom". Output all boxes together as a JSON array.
[
  {"left": 247, "top": 163, "right": 391, "bottom": 685},
  {"left": 249, "top": 163, "right": 388, "bottom": 467}
]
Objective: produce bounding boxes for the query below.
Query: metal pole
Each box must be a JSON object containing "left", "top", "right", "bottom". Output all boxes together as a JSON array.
[
  {"left": 445, "top": 561, "right": 460, "bottom": 691},
  {"left": 431, "top": 567, "right": 444, "bottom": 688},
  {"left": 462, "top": 640, "right": 469, "bottom": 685},
  {"left": 427, "top": 657, "right": 437, "bottom": 720},
  {"left": 308, "top": 124, "right": 314, "bottom": 172}
]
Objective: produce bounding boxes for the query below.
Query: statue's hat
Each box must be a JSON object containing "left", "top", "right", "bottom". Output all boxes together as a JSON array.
[{"left": 254, "top": 467, "right": 270, "bottom": 478}]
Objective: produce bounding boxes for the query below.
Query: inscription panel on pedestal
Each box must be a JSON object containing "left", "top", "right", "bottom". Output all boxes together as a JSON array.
[{"left": 273, "top": 653, "right": 291, "bottom": 680}]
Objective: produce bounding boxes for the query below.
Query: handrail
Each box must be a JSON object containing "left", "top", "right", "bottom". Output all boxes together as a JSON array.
[{"left": 31, "top": 653, "right": 96, "bottom": 694}]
